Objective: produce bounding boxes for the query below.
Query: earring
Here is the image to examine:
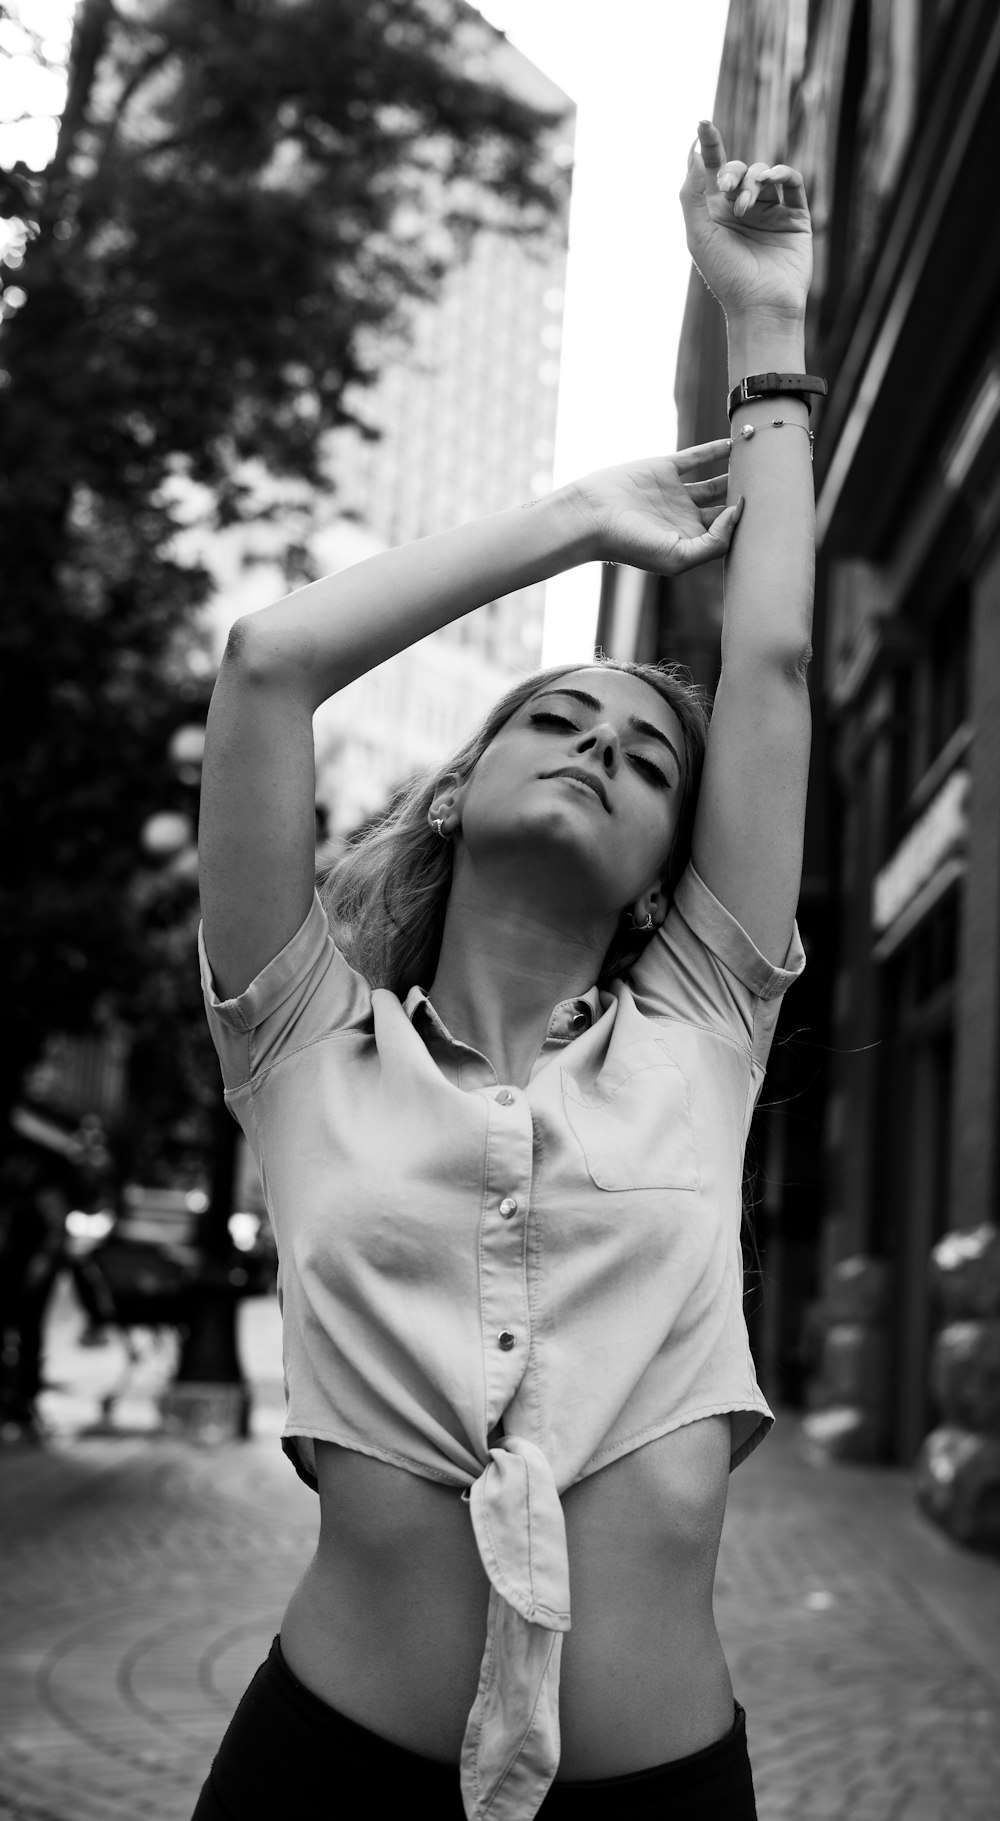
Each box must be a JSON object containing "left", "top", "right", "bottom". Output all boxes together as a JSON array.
[
  {"left": 629, "top": 911, "right": 654, "bottom": 931},
  {"left": 431, "top": 815, "right": 450, "bottom": 840}
]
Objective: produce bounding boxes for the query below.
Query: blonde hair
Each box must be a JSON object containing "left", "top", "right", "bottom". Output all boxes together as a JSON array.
[{"left": 319, "top": 657, "right": 711, "bottom": 994}]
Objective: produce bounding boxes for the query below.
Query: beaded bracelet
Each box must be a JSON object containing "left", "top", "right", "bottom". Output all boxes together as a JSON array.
[{"left": 732, "top": 419, "right": 815, "bottom": 461}]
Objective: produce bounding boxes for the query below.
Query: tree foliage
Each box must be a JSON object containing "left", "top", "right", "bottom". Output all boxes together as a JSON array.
[{"left": 0, "top": 0, "right": 568, "bottom": 1172}]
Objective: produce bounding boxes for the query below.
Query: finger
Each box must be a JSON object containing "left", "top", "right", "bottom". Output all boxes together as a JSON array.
[
  {"left": 734, "top": 160, "right": 774, "bottom": 218},
  {"left": 696, "top": 119, "right": 728, "bottom": 170},
  {"left": 673, "top": 437, "right": 732, "bottom": 476},
  {"left": 762, "top": 163, "right": 808, "bottom": 211},
  {"left": 685, "top": 473, "right": 729, "bottom": 504},
  {"left": 716, "top": 160, "right": 748, "bottom": 199},
  {"left": 671, "top": 500, "right": 744, "bottom": 570},
  {"left": 681, "top": 137, "right": 709, "bottom": 209}
]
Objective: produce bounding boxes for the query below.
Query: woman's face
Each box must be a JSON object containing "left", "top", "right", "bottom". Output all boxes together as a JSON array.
[{"left": 453, "top": 668, "right": 687, "bottom": 919}]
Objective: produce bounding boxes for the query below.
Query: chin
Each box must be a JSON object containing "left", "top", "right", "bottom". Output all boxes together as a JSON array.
[{"left": 503, "top": 805, "right": 604, "bottom": 856}]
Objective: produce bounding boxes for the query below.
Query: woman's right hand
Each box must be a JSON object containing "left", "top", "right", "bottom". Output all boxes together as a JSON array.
[{"left": 565, "top": 439, "right": 742, "bottom": 575}]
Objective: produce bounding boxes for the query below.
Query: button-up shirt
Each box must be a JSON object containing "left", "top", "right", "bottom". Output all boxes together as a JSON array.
[{"left": 198, "top": 861, "right": 805, "bottom": 1819}]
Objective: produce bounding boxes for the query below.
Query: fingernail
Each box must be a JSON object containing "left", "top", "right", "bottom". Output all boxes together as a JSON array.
[{"left": 718, "top": 173, "right": 735, "bottom": 192}]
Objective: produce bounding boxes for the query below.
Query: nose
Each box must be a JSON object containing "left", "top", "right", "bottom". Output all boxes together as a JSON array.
[{"left": 574, "top": 720, "right": 621, "bottom": 775}]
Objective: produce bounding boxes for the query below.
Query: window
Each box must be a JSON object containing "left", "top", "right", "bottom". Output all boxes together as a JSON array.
[
  {"left": 820, "top": 0, "right": 870, "bottom": 342},
  {"left": 927, "top": 583, "right": 970, "bottom": 761},
  {"left": 912, "top": 888, "right": 959, "bottom": 1004},
  {"left": 887, "top": 665, "right": 913, "bottom": 828},
  {"left": 891, "top": 580, "right": 970, "bottom": 823}
]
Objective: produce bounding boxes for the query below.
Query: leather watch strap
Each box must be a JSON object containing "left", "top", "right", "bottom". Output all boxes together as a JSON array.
[{"left": 728, "top": 372, "right": 828, "bottom": 420}]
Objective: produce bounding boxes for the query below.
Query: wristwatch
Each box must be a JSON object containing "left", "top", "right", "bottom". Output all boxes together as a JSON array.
[{"left": 727, "top": 372, "right": 828, "bottom": 420}]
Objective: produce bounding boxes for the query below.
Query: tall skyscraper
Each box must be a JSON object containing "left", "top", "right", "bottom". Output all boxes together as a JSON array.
[
  {"left": 183, "top": 19, "right": 573, "bottom": 841},
  {"left": 311, "top": 25, "right": 574, "bottom": 836}
]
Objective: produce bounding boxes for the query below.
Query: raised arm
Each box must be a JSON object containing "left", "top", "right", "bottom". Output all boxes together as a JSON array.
[
  {"left": 679, "top": 120, "right": 816, "bottom": 965},
  {"left": 199, "top": 451, "right": 742, "bottom": 1000},
  {"left": 200, "top": 494, "right": 589, "bottom": 1000}
]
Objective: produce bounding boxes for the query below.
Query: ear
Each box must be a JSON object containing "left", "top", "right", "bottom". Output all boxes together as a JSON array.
[
  {"left": 632, "top": 883, "right": 669, "bottom": 931},
  {"left": 428, "top": 771, "right": 465, "bottom": 838}
]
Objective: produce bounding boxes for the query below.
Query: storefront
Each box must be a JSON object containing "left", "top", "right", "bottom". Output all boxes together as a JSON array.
[{"left": 598, "top": 2, "right": 1000, "bottom": 1519}]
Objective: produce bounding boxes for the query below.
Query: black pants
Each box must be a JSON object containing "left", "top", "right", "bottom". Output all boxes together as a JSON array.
[{"left": 192, "top": 1636, "right": 758, "bottom": 1818}]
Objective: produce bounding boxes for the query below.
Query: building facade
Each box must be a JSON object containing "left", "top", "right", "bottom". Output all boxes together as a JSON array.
[
  {"left": 598, "top": 0, "right": 1000, "bottom": 1537},
  {"left": 311, "top": 24, "right": 574, "bottom": 836}
]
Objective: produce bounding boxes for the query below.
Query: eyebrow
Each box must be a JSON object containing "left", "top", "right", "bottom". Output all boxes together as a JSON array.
[{"left": 531, "top": 687, "right": 683, "bottom": 773}]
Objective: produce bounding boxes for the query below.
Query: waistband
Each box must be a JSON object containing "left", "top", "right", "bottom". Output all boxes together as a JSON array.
[
  {"left": 543, "top": 1705, "right": 749, "bottom": 1811},
  {"left": 268, "top": 1636, "right": 752, "bottom": 1810},
  {"left": 268, "top": 1636, "right": 457, "bottom": 1785}
]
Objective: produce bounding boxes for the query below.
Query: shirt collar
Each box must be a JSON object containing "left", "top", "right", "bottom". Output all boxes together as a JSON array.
[{"left": 403, "top": 983, "right": 602, "bottom": 1051}]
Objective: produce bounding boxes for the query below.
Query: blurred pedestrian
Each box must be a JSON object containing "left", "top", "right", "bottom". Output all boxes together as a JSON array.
[
  {"left": 0, "top": 1144, "right": 72, "bottom": 1440},
  {"left": 192, "top": 119, "right": 818, "bottom": 1821},
  {"left": 62, "top": 1116, "right": 118, "bottom": 1346}
]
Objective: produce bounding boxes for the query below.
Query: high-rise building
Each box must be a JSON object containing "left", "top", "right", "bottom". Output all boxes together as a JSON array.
[
  {"left": 311, "top": 25, "right": 574, "bottom": 836},
  {"left": 182, "top": 18, "right": 573, "bottom": 841}
]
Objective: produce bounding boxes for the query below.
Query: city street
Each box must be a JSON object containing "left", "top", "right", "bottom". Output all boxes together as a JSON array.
[
  {"left": 0, "top": 1287, "right": 998, "bottom": 1820},
  {"left": 7, "top": 4, "right": 1000, "bottom": 1820}
]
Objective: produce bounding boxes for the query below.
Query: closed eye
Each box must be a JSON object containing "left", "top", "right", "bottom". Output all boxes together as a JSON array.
[
  {"left": 529, "top": 711, "right": 579, "bottom": 730},
  {"left": 630, "top": 754, "right": 671, "bottom": 788},
  {"left": 531, "top": 713, "right": 671, "bottom": 786}
]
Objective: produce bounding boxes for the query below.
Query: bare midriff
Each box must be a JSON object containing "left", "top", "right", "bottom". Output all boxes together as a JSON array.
[{"left": 278, "top": 1412, "right": 735, "bottom": 1781}]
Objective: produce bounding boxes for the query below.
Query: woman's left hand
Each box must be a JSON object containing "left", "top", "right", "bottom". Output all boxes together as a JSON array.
[
  {"left": 567, "top": 439, "right": 740, "bottom": 575},
  {"left": 679, "top": 120, "right": 813, "bottom": 322}
]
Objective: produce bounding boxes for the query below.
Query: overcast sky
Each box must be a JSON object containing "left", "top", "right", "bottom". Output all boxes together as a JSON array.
[{"left": 474, "top": 1, "right": 731, "bottom": 661}]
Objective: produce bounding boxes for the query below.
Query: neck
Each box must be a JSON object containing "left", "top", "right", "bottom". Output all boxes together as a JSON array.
[{"left": 425, "top": 863, "right": 614, "bottom": 1087}]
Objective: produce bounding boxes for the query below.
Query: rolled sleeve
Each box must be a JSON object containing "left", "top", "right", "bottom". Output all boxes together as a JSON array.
[
  {"left": 673, "top": 865, "right": 806, "bottom": 1001},
  {"left": 198, "top": 891, "right": 371, "bottom": 1093},
  {"left": 630, "top": 862, "right": 805, "bottom": 1068}
]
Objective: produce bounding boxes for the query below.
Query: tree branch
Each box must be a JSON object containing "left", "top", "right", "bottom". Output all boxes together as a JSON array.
[
  {"left": 43, "top": 0, "right": 115, "bottom": 218},
  {"left": 97, "top": 41, "right": 174, "bottom": 169}
]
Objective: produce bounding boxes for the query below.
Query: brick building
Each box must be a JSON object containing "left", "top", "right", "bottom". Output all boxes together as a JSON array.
[{"left": 598, "top": 0, "right": 1000, "bottom": 1532}]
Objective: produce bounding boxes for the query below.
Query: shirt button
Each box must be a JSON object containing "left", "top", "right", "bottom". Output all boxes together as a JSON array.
[
  {"left": 495, "top": 1088, "right": 515, "bottom": 1106},
  {"left": 497, "top": 1330, "right": 516, "bottom": 1351},
  {"left": 499, "top": 1197, "right": 518, "bottom": 1219}
]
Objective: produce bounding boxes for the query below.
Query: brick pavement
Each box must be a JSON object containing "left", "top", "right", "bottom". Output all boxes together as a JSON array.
[{"left": 1, "top": 1288, "right": 999, "bottom": 1819}]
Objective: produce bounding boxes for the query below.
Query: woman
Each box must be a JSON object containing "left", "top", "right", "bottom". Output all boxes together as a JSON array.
[{"left": 193, "top": 120, "right": 817, "bottom": 1820}]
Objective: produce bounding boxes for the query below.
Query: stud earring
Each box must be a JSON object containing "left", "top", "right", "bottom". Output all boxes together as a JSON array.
[
  {"left": 629, "top": 911, "right": 654, "bottom": 931},
  {"left": 431, "top": 816, "right": 449, "bottom": 839}
]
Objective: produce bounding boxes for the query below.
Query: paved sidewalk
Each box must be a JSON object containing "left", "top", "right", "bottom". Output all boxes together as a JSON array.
[{"left": 1, "top": 1289, "right": 999, "bottom": 1819}]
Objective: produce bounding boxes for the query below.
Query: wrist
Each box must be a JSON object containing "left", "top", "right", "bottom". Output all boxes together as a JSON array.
[
  {"left": 726, "top": 311, "right": 806, "bottom": 380},
  {"left": 551, "top": 480, "right": 607, "bottom": 565}
]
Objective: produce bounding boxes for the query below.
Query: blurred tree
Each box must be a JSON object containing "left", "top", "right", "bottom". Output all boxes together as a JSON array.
[
  {"left": 0, "top": 0, "right": 568, "bottom": 1163},
  {"left": 120, "top": 857, "right": 219, "bottom": 1189}
]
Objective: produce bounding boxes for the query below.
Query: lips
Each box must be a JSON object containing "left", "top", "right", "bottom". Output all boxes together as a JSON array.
[{"left": 543, "top": 767, "right": 610, "bottom": 811}]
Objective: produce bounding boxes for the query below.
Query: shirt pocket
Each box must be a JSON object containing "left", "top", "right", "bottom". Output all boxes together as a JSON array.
[{"left": 560, "top": 1040, "right": 699, "bottom": 1193}]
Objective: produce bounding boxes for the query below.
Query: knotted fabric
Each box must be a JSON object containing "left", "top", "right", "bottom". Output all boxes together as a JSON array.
[{"left": 460, "top": 1436, "right": 571, "bottom": 1820}]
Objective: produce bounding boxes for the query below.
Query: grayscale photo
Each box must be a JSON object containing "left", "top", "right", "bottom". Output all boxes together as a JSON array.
[{"left": 2, "top": 2, "right": 999, "bottom": 1817}]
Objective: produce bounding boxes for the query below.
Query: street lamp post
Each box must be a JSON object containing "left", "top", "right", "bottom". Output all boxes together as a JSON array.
[
  {"left": 161, "top": 1100, "right": 251, "bottom": 1442},
  {"left": 141, "top": 722, "right": 252, "bottom": 1444}
]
